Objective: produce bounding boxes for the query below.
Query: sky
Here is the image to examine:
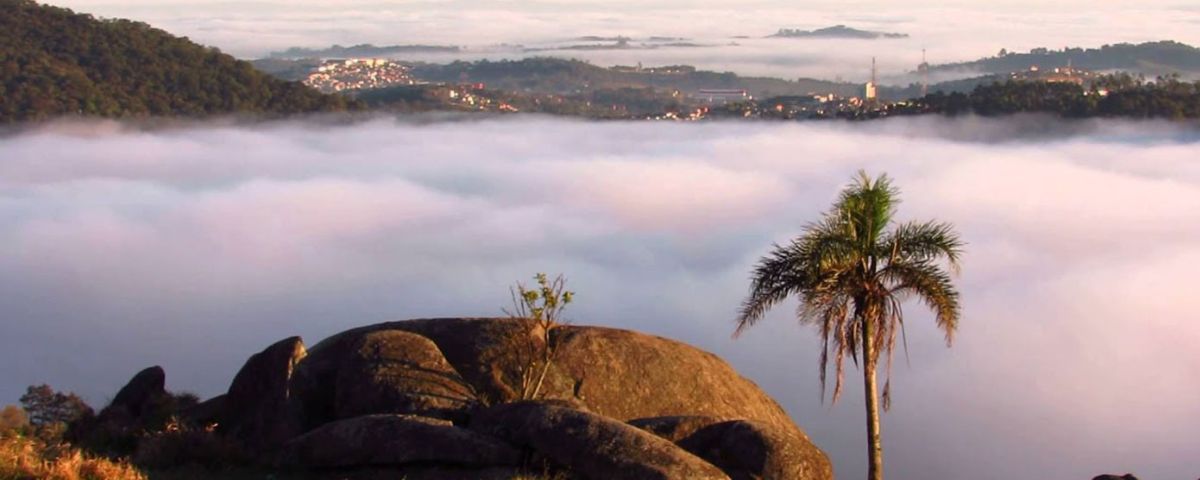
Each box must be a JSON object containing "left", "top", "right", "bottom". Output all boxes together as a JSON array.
[
  {"left": 44, "top": 0, "right": 1200, "bottom": 81},
  {"left": 1, "top": 115, "right": 1199, "bottom": 479}
]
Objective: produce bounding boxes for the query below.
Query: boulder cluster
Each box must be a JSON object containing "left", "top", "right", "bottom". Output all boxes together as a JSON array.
[{"left": 92, "top": 318, "right": 833, "bottom": 480}]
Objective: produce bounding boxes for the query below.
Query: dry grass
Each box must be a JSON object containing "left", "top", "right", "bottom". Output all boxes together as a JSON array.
[
  {"left": 0, "top": 433, "right": 146, "bottom": 480},
  {"left": 1, "top": 429, "right": 569, "bottom": 480}
]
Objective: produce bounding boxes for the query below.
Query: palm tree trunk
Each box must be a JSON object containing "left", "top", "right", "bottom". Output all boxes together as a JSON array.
[{"left": 862, "top": 316, "right": 884, "bottom": 480}]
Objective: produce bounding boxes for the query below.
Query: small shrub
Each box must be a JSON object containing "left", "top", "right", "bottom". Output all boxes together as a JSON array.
[
  {"left": 503, "top": 273, "right": 575, "bottom": 401},
  {"left": 70, "top": 388, "right": 209, "bottom": 459},
  {"left": 0, "top": 405, "right": 29, "bottom": 435},
  {"left": 133, "top": 417, "right": 244, "bottom": 469}
]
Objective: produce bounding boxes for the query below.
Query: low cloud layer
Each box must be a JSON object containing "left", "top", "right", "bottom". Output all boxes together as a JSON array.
[
  {"left": 48, "top": 0, "right": 1200, "bottom": 80},
  {"left": 1, "top": 116, "right": 1198, "bottom": 479}
]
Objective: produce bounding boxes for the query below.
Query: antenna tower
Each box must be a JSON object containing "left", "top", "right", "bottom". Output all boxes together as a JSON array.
[
  {"left": 871, "top": 56, "right": 877, "bottom": 87},
  {"left": 920, "top": 49, "right": 929, "bottom": 97}
]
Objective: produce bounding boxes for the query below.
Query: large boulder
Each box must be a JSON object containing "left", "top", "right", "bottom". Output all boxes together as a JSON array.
[
  {"left": 334, "top": 330, "right": 475, "bottom": 423},
  {"left": 109, "top": 366, "right": 168, "bottom": 418},
  {"left": 297, "top": 319, "right": 807, "bottom": 436},
  {"left": 124, "top": 318, "right": 831, "bottom": 477},
  {"left": 545, "top": 326, "right": 799, "bottom": 435},
  {"left": 68, "top": 366, "right": 167, "bottom": 455},
  {"left": 222, "top": 336, "right": 307, "bottom": 453},
  {"left": 631, "top": 416, "right": 832, "bottom": 480},
  {"left": 293, "top": 318, "right": 543, "bottom": 426},
  {"left": 676, "top": 419, "right": 833, "bottom": 480},
  {"left": 629, "top": 415, "right": 735, "bottom": 443},
  {"left": 280, "top": 414, "right": 520, "bottom": 469},
  {"left": 472, "top": 401, "right": 730, "bottom": 480}
]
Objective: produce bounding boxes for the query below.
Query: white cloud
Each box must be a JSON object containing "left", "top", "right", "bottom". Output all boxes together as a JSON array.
[{"left": 0, "top": 116, "right": 1197, "bottom": 479}]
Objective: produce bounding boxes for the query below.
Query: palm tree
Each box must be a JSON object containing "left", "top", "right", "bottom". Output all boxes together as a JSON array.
[{"left": 735, "top": 171, "right": 963, "bottom": 480}]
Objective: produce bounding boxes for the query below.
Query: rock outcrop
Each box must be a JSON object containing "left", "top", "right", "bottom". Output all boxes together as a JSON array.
[
  {"left": 472, "top": 401, "right": 730, "bottom": 480},
  {"left": 108, "top": 366, "right": 168, "bottom": 418},
  {"left": 292, "top": 318, "right": 541, "bottom": 425},
  {"left": 101, "top": 318, "right": 833, "bottom": 479},
  {"left": 221, "top": 336, "right": 307, "bottom": 453},
  {"left": 281, "top": 414, "right": 520, "bottom": 468},
  {"left": 629, "top": 415, "right": 735, "bottom": 442},
  {"left": 333, "top": 330, "right": 475, "bottom": 423},
  {"left": 677, "top": 419, "right": 833, "bottom": 480},
  {"left": 68, "top": 366, "right": 174, "bottom": 457},
  {"left": 546, "top": 326, "right": 801, "bottom": 434},
  {"left": 630, "top": 416, "right": 833, "bottom": 480}
]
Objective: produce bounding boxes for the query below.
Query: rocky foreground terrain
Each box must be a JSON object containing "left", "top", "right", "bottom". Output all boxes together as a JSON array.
[{"left": 72, "top": 318, "right": 833, "bottom": 479}]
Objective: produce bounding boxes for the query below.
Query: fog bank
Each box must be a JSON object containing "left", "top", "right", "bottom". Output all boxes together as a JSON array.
[
  {"left": 47, "top": 0, "right": 1200, "bottom": 80},
  {"left": 1, "top": 116, "right": 1198, "bottom": 479}
]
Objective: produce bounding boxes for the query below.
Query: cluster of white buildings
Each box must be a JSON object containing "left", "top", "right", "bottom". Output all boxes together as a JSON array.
[
  {"left": 302, "top": 59, "right": 414, "bottom": 93},
  {"left": 1009, "top": 64, "right": 1096, "bottom": 85}
]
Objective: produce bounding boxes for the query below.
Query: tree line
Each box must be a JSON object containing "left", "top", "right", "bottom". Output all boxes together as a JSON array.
[{"left": 900, "top": 74, "right": 1200, "bottom": 119}]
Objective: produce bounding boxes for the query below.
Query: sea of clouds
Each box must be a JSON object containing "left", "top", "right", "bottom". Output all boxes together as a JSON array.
[
  {"left": 48, "top": 0, "right": 1200, "bottom": 82},
  {"left": 0, "top": 115, "right": 1197, "bottom": 478}
]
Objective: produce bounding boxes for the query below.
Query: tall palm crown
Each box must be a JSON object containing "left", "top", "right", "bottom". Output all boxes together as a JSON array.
[{"left": 736, "top": 171, "right": 963, "bottom": 406}]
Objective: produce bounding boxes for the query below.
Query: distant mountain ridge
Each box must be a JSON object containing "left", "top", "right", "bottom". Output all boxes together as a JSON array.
[
  {"left": 931, "top": 41, "right": 1200, "bottom": 76},
  {"left": 268, "top": 44, "right": 462, "bottom": 60},
  {"left": 0, "top": 0, "right": 357, "bottom": 123},
  {"left": 770, "top": 25, "right": 908, "bottom": 39}
]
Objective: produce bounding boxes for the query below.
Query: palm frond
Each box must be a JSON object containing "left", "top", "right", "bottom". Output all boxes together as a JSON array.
[
  {"left": 880, "top": 260, "right": 962, "bottom": 345},
  {"left": 738, "top": 217, "right": 856, "bottom": 336},
  {"left": 833, "top": 171, "right": 898, "bottom": 255},
  {"left": 735, "top": 241, "right": 806, "bottom": 337},
  {"left": 799, "top": 294, "right": 850, "bottom": 403},
  {"left": 881, "top": 220, "right": 965, "bottom": 273}
]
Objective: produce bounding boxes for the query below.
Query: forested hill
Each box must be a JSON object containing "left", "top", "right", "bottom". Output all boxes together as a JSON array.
[
  {"left": 931, "top": 41, "right": 1200, "bottom": 77},
  {"left": 405, "top": 57, "right": 861, "bottom": 98},
  {"left": 0, "top": 0, "right": 358, "bottom": 123}
]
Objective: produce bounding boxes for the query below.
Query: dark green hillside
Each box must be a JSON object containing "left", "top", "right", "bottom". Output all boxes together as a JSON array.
[
  {"left": 892, "top": 74, "right": 1200, "bottom": 120},
  {"left": 406, "top": 57, "right": 862, "bottom": 98},
  {"left": 932, "top": 41, "right": 1200, "bottom": 77},
  {"left": 0, "top": 0, "right": 358, "bottom": 123}
]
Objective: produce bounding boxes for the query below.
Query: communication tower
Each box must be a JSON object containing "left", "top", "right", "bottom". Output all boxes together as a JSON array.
[
  {"left": 864, "top": 57, "right": 878, "bottom": 104},
  {"left": 918, "top": 49, "right": 930, "bottom": 97}
]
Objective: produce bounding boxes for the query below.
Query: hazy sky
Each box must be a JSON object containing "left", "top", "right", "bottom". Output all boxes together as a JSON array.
[
  {"left": 44, "top": 0, "right": 1200, "bottom": 80},
  {"left": 1, "top": 116, "right": 1198, "bottom": 479}
]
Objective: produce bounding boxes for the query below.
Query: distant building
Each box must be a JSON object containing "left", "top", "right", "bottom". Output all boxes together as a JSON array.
[
  {"left": 864, "top": 57, "right": 880, "bottom": 104},
  {"left": 695, "top": 89, "right": 751, "bottom": 104}
]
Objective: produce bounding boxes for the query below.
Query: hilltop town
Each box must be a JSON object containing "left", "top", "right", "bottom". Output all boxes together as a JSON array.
[
  {"left": 254, "top": 52, "right": 1178, "bottom": 121},
  {"left": 302, "top": 59, "right": 415, "bottom": 93}
]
